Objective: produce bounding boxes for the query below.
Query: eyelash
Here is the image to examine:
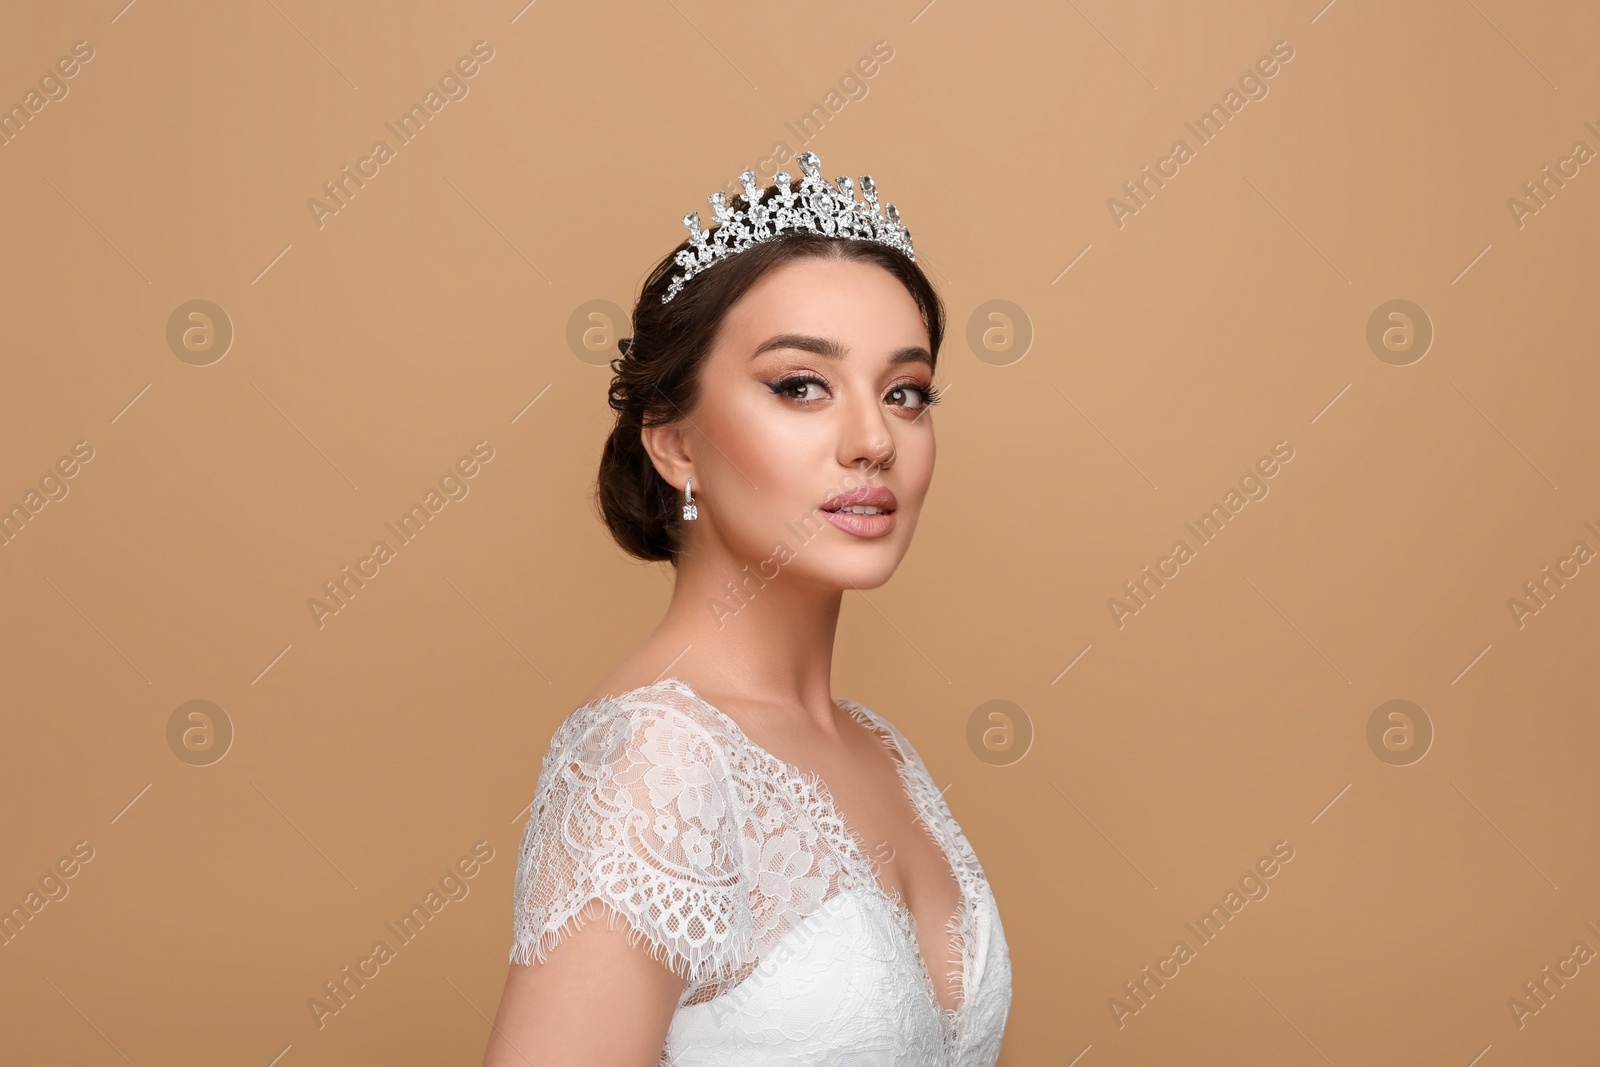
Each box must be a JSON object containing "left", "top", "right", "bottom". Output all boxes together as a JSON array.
[{"left": 766, "top": 373, "right": 942, "bottom": 411}]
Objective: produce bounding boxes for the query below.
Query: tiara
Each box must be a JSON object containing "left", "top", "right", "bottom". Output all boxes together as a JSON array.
[{"left": 662, "top": 150, "right": 915, "bottom": 303}]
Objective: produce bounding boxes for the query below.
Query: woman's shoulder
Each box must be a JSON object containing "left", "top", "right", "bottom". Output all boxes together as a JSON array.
[
  {"left": 511, "top": 676, "right": 759, "bottom": 980},
  {"left": 541, "top": 676, "right": 741, "bottom": 780},
  {"left": 834, "top": 693, "right": 927, "bottom": 769}
]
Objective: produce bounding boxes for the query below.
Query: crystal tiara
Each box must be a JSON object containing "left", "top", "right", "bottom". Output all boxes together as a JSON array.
[{"left": 662, "top": 150, "right": 915, "bottom": 303}]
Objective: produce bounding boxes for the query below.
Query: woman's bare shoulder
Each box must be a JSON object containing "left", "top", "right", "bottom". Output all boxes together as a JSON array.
[
  {"left": 576, "top": 671, "right": 661, "bottom": 709},
  {"left": 576, "top": 647, "right": 693, "bottom": 706}
]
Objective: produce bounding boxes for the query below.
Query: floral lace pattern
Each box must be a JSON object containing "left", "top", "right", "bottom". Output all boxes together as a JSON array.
[{"left": 510, "top": 677, "right": 1012, "bottom": 1066}]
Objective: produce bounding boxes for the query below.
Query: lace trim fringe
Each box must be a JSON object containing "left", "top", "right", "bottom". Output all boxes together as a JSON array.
[
  {"left": 943, "top": 890, "right": 975, "bottom": 1012},
  {"left": 510, "top": 895, "right": 754, "bottom": 1002},
  {"left": 514, "top": 680, "right": 989, "bottom": 1056},
  {"left": 840, "top": 696, "right": 979, "bottom": 1022}
]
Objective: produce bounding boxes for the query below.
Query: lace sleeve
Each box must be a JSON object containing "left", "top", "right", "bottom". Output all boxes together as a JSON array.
[{"left": 509, "top": 694, "right": 754, "bottom": 995}]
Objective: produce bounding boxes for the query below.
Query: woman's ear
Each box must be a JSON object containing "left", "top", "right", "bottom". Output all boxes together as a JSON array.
[{"left": 640, "top": 421, "right": 692, "bottom": 492}]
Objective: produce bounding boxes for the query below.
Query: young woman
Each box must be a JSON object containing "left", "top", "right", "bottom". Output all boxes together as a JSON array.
[{"left": 483, "top": 152, "right": 1012, "bottom": 1066}]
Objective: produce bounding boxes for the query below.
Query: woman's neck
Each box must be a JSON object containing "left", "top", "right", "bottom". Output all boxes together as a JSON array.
[{"left": 638, "top": 544, "right": 846, "bottom": 735}]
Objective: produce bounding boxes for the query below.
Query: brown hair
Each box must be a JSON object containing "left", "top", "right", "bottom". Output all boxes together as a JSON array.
[{"left": 597, "top": 186, "right": 944, "bottom": 565}]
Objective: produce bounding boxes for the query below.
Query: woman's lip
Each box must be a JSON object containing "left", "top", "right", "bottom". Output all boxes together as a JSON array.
[
  {"left": 820, "top": 485, "right": 898, "bottom": 512},
  {"left": 823, "top": 508, "right": 897, "bottom": 538}
]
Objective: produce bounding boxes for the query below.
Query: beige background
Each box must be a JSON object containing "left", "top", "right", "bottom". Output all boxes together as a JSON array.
[{"left": 2, "top": 0, "right": 1597, "bottom": 1063}]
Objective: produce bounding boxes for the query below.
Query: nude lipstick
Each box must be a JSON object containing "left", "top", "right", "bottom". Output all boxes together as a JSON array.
[{"left": 819, "top": 485, "right": 897, "bottom": 538}]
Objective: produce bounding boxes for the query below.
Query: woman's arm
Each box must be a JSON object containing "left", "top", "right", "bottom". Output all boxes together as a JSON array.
[
  {"left": 482, "top": 900, "right": 687, "bottom": 1067},
  {"left": 494, "top": 697, "right": 749, "bottom": 1064}
]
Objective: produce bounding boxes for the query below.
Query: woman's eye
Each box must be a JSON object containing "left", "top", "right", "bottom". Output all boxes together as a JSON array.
[
  {"left": 769, "top": 376, "right": 937, "bottom": 409},
  {"left": 887, "top": 384, "right": 928, "bottom": 409},
  {"left": 769, "top": 375, "right": 830, "bottom": 402}
]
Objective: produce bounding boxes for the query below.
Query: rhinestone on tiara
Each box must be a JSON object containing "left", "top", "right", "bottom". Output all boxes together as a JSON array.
[{"left": 662, "top": 151, "right": 915, "bottom": 303}]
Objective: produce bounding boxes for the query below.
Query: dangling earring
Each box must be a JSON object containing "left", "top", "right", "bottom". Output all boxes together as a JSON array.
[{"left": 682, "top": 477, "right": 698, "bottom": 521}]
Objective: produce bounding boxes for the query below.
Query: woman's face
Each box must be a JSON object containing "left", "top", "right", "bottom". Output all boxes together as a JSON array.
[{"left": 657, "top": 254, "right": 938, "bottom": 591}]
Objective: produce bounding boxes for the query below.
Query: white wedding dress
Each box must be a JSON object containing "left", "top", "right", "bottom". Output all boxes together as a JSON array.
[{"left": 509, "top": 677, "right": 1012, "bottom": 1066}]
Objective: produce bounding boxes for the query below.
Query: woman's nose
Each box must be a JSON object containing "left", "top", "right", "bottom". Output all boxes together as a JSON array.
[{"left": 837, "top": 395, "right": 895, "bottom": 472}]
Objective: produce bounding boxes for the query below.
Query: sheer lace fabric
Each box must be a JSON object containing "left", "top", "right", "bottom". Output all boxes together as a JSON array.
[{"left": 510, "top": 677, "right": 1012, "bottom": 1066}]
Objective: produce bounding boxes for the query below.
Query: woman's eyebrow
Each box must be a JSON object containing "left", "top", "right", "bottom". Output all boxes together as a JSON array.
[{"left": 751, "top": 333, "right": 932, "bottom": 368}]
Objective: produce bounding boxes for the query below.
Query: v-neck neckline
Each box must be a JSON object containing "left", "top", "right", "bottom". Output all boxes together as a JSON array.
[{"left": 641, "top": 675, "right": 973, "bottom": 1026}]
